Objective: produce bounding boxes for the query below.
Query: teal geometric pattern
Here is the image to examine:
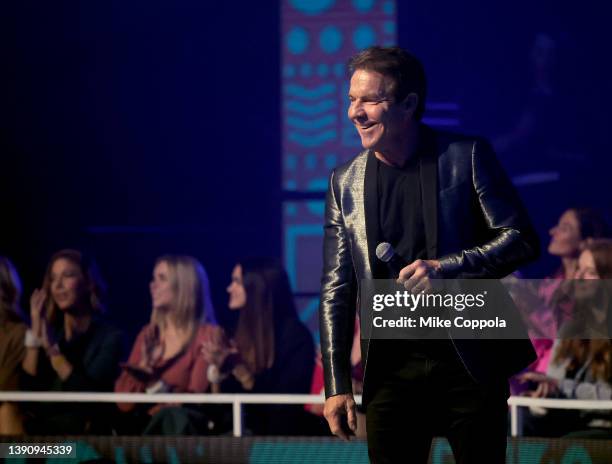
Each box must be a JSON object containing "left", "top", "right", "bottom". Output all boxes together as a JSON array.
[
  {"left": 319, "top": 25, "right": 343, "bottom": 53},
  {"left": 284, "top": 221, "right": 323, "bottom": 291},
  {"left": 282, "top": 0, "right": 397, "bottom": 193},
  {"left": 287, "top": 26, "right": 310, "bottom": 54},
  {"left": 352, "top": 24, "right": 377, "bottom": 49},
  {"left": 296, "top": 296, "right": 321, "bottom": 344},
  {"left": 352, "top": 0, "right": 376, "bottom": 13},
  {"left": 289, "top": 0, "right": 336, "bottom": 16}
]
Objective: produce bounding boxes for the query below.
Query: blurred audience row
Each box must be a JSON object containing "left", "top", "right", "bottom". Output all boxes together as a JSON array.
[
  {"left": 0, "top": 206, "right": 611, "bottom": 438},
  {"left": 0, "top": 253, "right": 323, "bottom": 436},
  {"left": 511, "top": 208, "right": 612, "bottom": 438}
]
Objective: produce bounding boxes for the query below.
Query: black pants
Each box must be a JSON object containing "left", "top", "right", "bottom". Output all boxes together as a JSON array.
[{"left": 366, "top": 345, "right": 509, "bottom": 464}]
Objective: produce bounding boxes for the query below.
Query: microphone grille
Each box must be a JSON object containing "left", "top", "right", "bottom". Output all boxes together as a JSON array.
[{"left": 375, "top": 242, "right": 394, "bottom": 263}]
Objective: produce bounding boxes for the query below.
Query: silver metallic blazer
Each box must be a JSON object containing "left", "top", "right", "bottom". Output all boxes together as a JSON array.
[{"left": 318, "top": 126, "right": 539, "bottom": 402}]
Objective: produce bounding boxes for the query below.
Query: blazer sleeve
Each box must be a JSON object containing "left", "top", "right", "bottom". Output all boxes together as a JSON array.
[
  {"left": 319, "top": 169, "right": 357, "bottom": 398},
  {"left": 438, "top": 138, "right": 540, "bottom": 278}
]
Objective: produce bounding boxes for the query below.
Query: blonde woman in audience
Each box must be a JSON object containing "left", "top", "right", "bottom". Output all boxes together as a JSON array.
[{"left": 115, "top": 255, "right": 222, "bottom": 435}]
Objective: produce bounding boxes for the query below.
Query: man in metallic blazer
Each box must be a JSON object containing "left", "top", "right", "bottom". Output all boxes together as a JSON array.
[{"left": 319, "top": 46, "right": 539, "bottom": 463}]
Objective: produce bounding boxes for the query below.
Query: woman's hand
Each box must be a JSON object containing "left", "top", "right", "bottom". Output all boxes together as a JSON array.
[
  {"left": 201, "top": 336, "right": 237, "bottom": 368},
  {"left": 518, "top": 371, "right": 559, "bottom": 398},
  {"left": 29, "top": 288, "right": 47, "bottom": 338}
]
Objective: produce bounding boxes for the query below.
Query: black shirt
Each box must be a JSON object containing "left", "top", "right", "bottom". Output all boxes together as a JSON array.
[
  {"left": 374, "top": 151, "right": 458, "bottom": 362},
  {"left": 376, "top": 154, "right": 427, "bottom": 279}
]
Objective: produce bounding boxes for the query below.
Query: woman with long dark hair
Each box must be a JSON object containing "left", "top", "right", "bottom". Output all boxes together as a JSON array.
[
  {"left": 526, "top": 207, "right": 609, "bottom": 373},
  {"left": 203, "top": 258, "right": 315, "bottom": 435}
]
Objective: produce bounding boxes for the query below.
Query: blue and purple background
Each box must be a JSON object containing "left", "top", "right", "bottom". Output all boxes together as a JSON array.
[{"left": 1, "top": 0, "right": 610, "bottom": 345}]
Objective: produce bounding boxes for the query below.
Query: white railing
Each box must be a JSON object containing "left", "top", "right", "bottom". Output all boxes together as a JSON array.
[
  {"left": 507, "top": 396, "right": 612, "bottom": 437},
  {"left": 0, "top": 392, "right": 343, "bottom": 437},
  {"left": 1, "top": 392, "right": 610, "bottom": 438}
]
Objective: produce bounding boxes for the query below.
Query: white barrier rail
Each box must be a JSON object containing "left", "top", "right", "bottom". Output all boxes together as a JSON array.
[
  {"left": 507, "top": 396, "right": 612, "bottom": 437},
  {"left": 0, "top": 392, "right": 348, "bottom": 437},
  {"left": 1, "top": 392, "right": 610, "bottom": 437}
]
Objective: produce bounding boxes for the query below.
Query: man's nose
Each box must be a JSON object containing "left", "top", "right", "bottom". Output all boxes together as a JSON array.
[{"left": 348, "top": 102, "right": 366, "bottom": 121}]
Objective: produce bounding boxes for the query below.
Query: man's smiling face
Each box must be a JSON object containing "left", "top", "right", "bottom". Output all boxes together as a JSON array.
[{"left": 347, "top": 69, "right": 410, "bottom": 155}]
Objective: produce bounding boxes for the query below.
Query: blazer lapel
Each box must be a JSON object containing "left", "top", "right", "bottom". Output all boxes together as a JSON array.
[
  {"left": 419, "top": 126, "right": 439, "bottom": 259},
  {"left": 364, "top": 151, "right": 384, "bottom": 278}
]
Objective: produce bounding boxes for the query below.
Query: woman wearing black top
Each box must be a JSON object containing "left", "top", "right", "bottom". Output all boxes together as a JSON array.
[
  {"left": 202, "top": 258, "right": 315, "bottom": 435},
  {"left": 21, "top": 249, "right": 123, "bottom": 434}
]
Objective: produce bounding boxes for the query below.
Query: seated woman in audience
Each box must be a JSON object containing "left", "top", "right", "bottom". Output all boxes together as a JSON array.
[
  {"left": 525, "top": 207, "right": 609, "bottom": 374},
  {"left": 21, "top": 249, "right": 123, "bottom": 434},
  {"left": 0, "top": 257, "right": 27, "bottom": 435},
  {"left": 520, "top": 239, "right": 612, "bottom": 437},
  {"left": 202, "top": 258, "right": 315, "bottom": 435},
  {"left": 115, "top": 255, "right": 221, "bottom": 435}
]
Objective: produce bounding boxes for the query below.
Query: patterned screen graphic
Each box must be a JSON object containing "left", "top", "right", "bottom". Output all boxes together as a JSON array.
[{"left": 282, "top": 0, "right": 397, "bottom": 192}]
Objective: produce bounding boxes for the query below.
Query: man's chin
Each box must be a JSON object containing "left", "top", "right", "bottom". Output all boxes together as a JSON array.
[{"left": 359, "top": 137, "right": 377, "bottom": 150}]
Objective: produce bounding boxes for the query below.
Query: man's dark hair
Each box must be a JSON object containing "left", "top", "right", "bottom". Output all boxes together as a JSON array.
[{"left": 348, "top": 46, "right": 427, "bottom": 120}]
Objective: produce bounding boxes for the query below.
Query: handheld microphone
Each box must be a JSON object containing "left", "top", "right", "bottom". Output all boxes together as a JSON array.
[{"left": 375, "top": 242, "right": 407, "bottom": 278}]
